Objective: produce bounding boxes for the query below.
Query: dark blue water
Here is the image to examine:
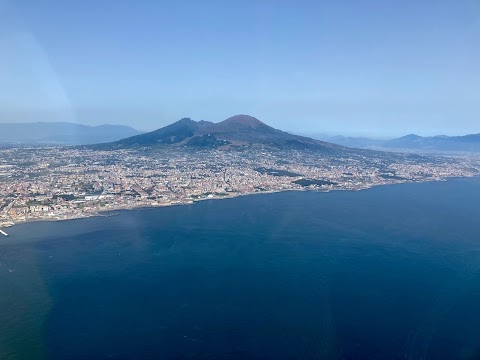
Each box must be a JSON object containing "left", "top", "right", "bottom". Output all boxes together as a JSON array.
[{"left": 2, "top": 178, "right": 480, "bottom": 359}]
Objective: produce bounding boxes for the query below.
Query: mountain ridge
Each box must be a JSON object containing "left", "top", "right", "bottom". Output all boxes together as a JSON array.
[
  {"left": 311, "top": 132, "right": 480, "bottom": 152},
  {"left": 91, "top": 115, "right": 342, "bottom": 151},
  {"left": 385, "top": 133, "right": 480, "bottom": 152},
  {"left": 0, "top": 122, "right": 142, "bottom": 146}
]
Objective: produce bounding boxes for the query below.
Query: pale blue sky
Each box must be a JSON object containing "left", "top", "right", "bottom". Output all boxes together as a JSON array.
[{"left": 1, "top": 0, "right": 479, "bottom": 136}]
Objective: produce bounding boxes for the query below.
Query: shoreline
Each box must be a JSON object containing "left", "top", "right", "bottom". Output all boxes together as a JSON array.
[
  {"left": 2, "top": 174, "right": 477, "bottom": 236},
  {"left": 1, "top": 189, "right": 294, "bottom": 232}
]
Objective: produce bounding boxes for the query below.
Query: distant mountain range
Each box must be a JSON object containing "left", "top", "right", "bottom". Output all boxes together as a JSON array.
[
  {"left": 0, "top": 122, "right": 142, "bottom": 146},
  {"left": 92, "top": 115, "right": 342, "bottom": 152},
  {"left": 4, "top": 118, "right": 477, "bottom": 153},
  {"left": 385, "top": 133, "right": 480, "bottom": 152},
  {"left": 313, "top": 133, "right": 480, "bottom": 153}
]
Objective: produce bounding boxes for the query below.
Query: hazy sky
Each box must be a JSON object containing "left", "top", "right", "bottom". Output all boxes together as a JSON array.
[{"left": 1, "top": 0, "right": 479, "bottom": 136}]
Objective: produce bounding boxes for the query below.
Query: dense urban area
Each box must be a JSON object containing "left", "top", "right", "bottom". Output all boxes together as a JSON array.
[{"left": 1, "top": 146, "right": 479, "bottom": 231}]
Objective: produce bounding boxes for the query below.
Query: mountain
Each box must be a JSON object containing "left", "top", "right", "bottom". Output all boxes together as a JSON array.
[
  {"left": 383, "top": 133, "right": 480, "bottom": 152},
  {"left": 311, "top": 132, "right": 480, "bottom": 153},
  {"left": 94, "top": 115, "right": 342, "bottom": 151},
  {"left": 0, "top": 122, "right": 143, "bottom": 146}
]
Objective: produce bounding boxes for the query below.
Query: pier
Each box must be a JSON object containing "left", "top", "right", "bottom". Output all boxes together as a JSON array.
[{"left": 0, "top": 229, "right": 8, "bottom": 237}]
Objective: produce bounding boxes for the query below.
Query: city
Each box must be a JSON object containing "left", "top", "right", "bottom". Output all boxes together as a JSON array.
[{"left": 1, "top": 146, "right": 479, "bottom": 231}]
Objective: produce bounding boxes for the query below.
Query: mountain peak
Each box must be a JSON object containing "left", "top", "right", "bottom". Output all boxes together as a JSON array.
[
  {"left": 175, "top": 117, "right": 195, "bottom": 124},
  {"left": 221, "top": 115, "right": 266, "bottom": 128},
  {"left": 401, "top": 134, "right": 421, "bottom": 140}
]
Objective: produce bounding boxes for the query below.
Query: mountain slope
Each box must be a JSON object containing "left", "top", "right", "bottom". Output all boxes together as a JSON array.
[
  {"left": 108, "top": 118, "right": 201, "bottom": 147},
  {"left": 95, "top": 115, "right": 342, "bottom": 151},
  {"left": 0, "top": 122, "right": 142, "bottom": 145}
]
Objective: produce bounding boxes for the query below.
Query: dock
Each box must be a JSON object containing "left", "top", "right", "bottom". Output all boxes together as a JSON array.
[{"left": 0, "top": 229, "right": 8, "bottom": 237}]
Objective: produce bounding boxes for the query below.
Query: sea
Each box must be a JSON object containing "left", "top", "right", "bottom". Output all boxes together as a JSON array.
[{"left": 1, "top": 177, "right": 480, "bottom": 359}]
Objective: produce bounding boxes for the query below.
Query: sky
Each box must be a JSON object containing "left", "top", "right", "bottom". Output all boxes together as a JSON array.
[{"left": 0, "top": 0, "right": 479, "bottom": 136}]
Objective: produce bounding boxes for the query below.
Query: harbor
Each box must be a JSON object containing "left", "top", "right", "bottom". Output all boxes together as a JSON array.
[{"left": 0, "top": 228, "right": 8, "bottom": 237}]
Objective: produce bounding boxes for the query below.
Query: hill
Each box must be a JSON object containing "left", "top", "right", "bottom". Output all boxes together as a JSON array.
[{"left": 0, "top": 122, "right": 142, "bottom": 146}]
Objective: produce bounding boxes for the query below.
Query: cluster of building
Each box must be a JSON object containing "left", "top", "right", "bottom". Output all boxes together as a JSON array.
[{"left": 1, "top": 146, "right": 479, "bottom": 229}]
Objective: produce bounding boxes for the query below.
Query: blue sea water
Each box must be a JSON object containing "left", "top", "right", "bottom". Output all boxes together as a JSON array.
[{"left": 1, "top": 177, "right": 480, "bottom": 359}]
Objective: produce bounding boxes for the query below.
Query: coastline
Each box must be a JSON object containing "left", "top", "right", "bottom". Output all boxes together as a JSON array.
[{"left": 2, "top": 174, "right": 478, "bottom": 237}]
